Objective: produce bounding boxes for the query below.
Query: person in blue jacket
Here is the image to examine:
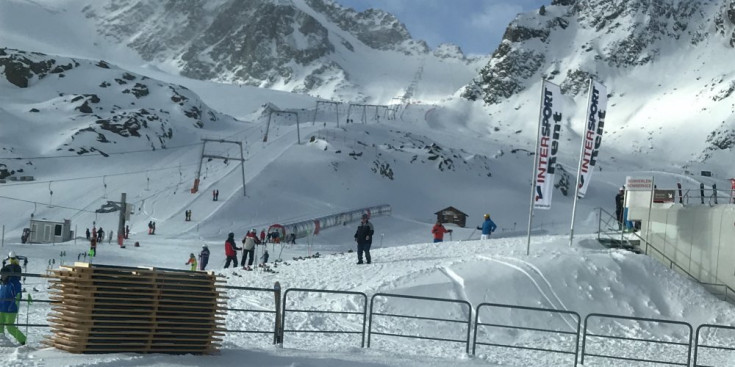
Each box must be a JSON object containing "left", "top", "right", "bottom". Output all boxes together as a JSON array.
[
  {"left": 476, "top": 214, "right": 497, "bottom": 240},
  {"left": 0, "top": 252, "right": 26, "bottom": 345}
]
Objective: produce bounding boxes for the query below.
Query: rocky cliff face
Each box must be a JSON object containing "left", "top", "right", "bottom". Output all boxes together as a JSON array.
[
  {"left": 463, "top": 0, "right": 735, "bottom": 104},
  {"left": 83, "top": 0, "right": 454, "bottom": 95}
]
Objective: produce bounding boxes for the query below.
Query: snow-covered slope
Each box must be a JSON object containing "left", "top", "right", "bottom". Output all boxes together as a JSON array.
[
  {"left": 2, "top": 2, "right": 735, "bottom": 366},
  {"left": 464, "top": 0, "right": 735, "bottom": 176}
]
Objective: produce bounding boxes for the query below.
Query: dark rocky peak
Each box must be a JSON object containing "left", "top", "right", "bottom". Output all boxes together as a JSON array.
[
  {"left": 0, "top": 48, "right": 79, "bottom": 88},
  {"left": 82, "top": 0, "right": 439, "bottom": 94},
  {"left": 464, "top": 0, "right": 735, "bottom": 105},
  {"left": 305, "top": 0, "right": 427, "bottom": 54}
]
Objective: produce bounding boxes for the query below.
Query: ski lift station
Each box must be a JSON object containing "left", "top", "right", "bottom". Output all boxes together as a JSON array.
[
  {"left": 28, "top": 218, "right": 73, "bottom": 244},
  {"left": 623, "top": 177, "right": 735, "bottom": 300}
]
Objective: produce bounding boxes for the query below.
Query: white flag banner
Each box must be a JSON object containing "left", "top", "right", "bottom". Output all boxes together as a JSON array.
[
  {"left": 533, "top": 80, "right": 563, "bottom": 210},
  {"left": 576, "top": 80, "right": 608, "bottom": 198}
]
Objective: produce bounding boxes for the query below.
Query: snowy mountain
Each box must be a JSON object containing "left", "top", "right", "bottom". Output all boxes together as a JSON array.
[
  {"left": 463, "top": 0, "right": 735, "bottom": 174},
  {"left": 2, "top": 0, "right": 735, "bottom": 236},
  {"left": 3, "top": 2, "right": 735, "bottom": 366},
  {"left": 0, "top": 47, "right": 245, "bottom": 181},
  {"left": 71, "top": 0, "right": 479, "bottom": 102}
]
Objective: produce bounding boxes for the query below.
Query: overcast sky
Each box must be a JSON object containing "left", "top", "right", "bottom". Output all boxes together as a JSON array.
[{"left": 334, "top": 0, "right": 549, "bottom": 56}]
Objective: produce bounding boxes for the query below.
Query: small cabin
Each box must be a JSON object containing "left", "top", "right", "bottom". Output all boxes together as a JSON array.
[
  {"left": 434, "top": 207, "right": 467, "bottom": 228},
  {"left": 28, "top": 219, "right": 73, "bottom": 243}
]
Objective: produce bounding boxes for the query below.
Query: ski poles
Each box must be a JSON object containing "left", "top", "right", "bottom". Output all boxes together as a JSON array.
[
  {"left": 277, "top": 242, "right": 285, "bottom": 261},
  {"left": 464, "top": 228, "right": 477, "bottom": 241},
  {"left": 25, "top": 294, "right": 33, "bottom": 338}
]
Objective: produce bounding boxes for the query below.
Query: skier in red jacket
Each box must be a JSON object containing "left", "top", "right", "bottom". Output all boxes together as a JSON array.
[
  {"left": 431, "top": 221, "right": 452, "bottom": 243},
  {"left": 224, "top": 232, "right": 241, "bottom": 268}
]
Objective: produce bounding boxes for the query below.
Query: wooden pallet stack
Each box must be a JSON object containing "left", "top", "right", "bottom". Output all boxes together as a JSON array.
[{"left": 46, "top": 263, "right": 226, "bottom": 354}]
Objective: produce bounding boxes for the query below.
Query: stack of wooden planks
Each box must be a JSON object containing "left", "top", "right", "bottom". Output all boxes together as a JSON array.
[{"left": 46, "top": 262, "right": 226, "bottom": 354}]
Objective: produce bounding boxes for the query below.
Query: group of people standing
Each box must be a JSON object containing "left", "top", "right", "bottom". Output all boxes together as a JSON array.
[
  {"left": 147, "top": 221, "right": 156, "bottom": 235},
  {"left": 210, "top": 212, "right": 497, "bottom": 270},
  {"left": 431, "top": 213, "right": 496, "bottom": 243},
  {"left": 187, "top": 244, "right": 210, "bottom": 271},
  {"left": 223, "top": 230, "right": 264, "bottom": 270},
  {"left": 85, "top": 226, "right": 106, "bottom": 242}
]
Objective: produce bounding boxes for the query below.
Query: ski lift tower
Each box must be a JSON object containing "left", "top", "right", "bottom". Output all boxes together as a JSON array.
[
  {"left": 311, "top": 100, "right": 342, "bottom": 127},
  {"left": 264, "top": 109, "right": 301, "bottom": 144},
  {"left": 191, "top": 139, "right": 247, "bottom": 196}
]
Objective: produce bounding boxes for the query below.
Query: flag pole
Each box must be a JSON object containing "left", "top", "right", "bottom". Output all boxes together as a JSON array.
[
  {"left": 526, "top": 80, "right": 546, "bottom": 255},
  {"left": 569, "top": 78, "right": 594, "bottom": 247}
]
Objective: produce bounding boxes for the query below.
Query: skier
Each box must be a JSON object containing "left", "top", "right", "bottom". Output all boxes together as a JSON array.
[
  {"left": 85, "top": 228, "right": 90, "bottom": 240},
  {"left": 108, "top": 231, "right": 113, "bottom": 244},
  {"left": 431, "top": 220, "right": 452, "bottom": 243},
  {"left": 476, "top": 214, "right": 497, "bottom": 240},
  {"left": 0, "top": 252, "right": 26, "bottom": 345},
  {"left": 152, "top": 222, "right": 156, "bottom": 235},
  {"left": 241, "top": 229, "right": 261, "bottom": 270},
  {"left": 261, "top": 249, "right": 269, "bottom": 265},
  {"left": 199, "top": 244, "right": 210, "bottom": 271},
  {"left": 89, "top": 236, "right": 97, "bottom": 257},
  {"left": 259, "top": 229, "right": 266, "bottom": 244},
  {"left": 354, "top": 214, "right": 374, "bottom": 264},
  {"left": 185, "top": 253, "right": 197, "bottom": 271},
  {"left": 615, "top": 187, "right": 625, "bottom": 229},
  {"left": 97, "top": 227, "right": 104, "bottom": 241},
  {"left": 148, "top": 221, "right": 153, "bottom": 235},
  {"left": 125, "top": 225, "right": 130, "bottom": 239},
  {"left": 224, "top": 232, "right": 240, "bottom": 269}
]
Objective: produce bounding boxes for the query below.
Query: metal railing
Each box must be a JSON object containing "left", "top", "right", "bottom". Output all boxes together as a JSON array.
[
  {"left": 596, "top": 207, "right": 640, "bottom": 250},
  {"left": 595, "top": 208, "right": 735, "bottom": 303},
  {"left": 220, "top": 284, "right": 280, "bottom": 344},
  {"left": 473, "top": 303, "right": 581, "bottom": 367},
  {"left": 9, "top": 272, "right": 735, "bottom": 367},
  {"left": 282, "top": 288, "right": 368, "bottom": 348},
  {"left": 368, "top": 292, "right": 473, "bottom": 354},
  {"left": 639, "top": 234, "right": 735, "bottom": 303},
  {"left": 694, "top": 324, "right": 735, "bottom": 367},
  {"left": 581, "top": 313, "right": 693, "bottom": 366}
]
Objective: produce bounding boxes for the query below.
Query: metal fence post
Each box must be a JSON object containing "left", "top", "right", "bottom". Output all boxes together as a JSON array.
[{"left": 274, "top": 281, "right": 283, "bottom": 345}]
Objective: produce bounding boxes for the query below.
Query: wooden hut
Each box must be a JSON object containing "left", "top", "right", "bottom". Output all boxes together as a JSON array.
[{"left": 434, "top": 206, "right": 467, "bottom": 228}]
